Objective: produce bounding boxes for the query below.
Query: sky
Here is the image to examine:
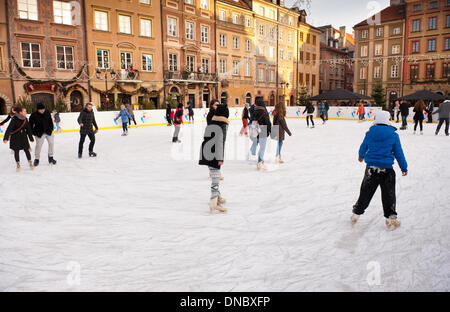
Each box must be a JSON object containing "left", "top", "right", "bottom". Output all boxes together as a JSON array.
[{"left": 285, "top": 0, "right": 390, "bottom": 35}]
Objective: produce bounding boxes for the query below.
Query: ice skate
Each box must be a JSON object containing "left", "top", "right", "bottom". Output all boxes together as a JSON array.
[
  {"left": 121, "top": 132, "right": 126, "bottom": 136},
  {"left": 89, "top": 152, "right": 97, "bottom": 157},
  {"left": 218, "top": 196, "right": 226, "bottom": 204},
  {"left": 257, "top": 161, "right": 267, "bottom": 171},
  {"left": 48, "top": 157, "right": 57, "bottom": 165},
  {"left": 220, "top": 176, "right": 224, "bottom": 181},
  {"left": 210, "top": 197, "right": 227, "bottom": 213},
  {"left": 33, "top": 159, "right": 39, "bottom": 167},
  {"left": 420, "top": 131, "right": 423, "bottom": 135},
  {"left": 276, "top": 155, "right": 284, "bottom": 164},
  {"left": 386, "top": 216, "right": 401, "bottom": 230},
  {"left": 28, "top": 160, "right": 35, "bottom": 170},
  {"left": 16, "top": 162, "right": 20, "bottom": 172},
  {"left": 351, "top": 213, "right": 360, "bottom": 226}
]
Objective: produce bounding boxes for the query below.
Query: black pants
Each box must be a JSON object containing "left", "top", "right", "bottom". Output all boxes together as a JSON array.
[
  {"left": 427, "top": 112, "right": 433, "bottom": 123},
  {"left": 353, "top": 167, "right": 397, "bottom": 218},
  {"left": 320, "top": 114, "right": 325, "bottom": 122},
  {"left": 128, "top": 116, "right": 137, "bottom": 126},
  {"left": 306, "top": 115, "right": 314, "bottom": 126},
  {"left": 396, "top": 111, "right": 401, "bottom": 123},
  {"left": 414, "top": 119, "right": 423, "bottom": 131},
  {"left": 436, "top": 118, "right": 449, "bottom": 135},
  {"left": 79, "top": 132, "right": 95, "bottom": 154},
  {"left": 14, "top": 149, "right": 31, "bottom": 162},
  {"left": 166, "top": 115, "right": 172, "bottom": 125}
]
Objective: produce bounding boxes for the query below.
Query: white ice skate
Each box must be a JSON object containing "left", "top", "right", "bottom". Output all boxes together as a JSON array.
[
  {"left": 385, "top": 216, "right": 401, "bottom": 230},
  {"left": 210, "top": 197, "right": 227, "bottom": 214},
  {"left": 420, "top": 131, "right": 423, "bottom": 135},
  {"left": 276, "top": 155, "right": 284, "bottom": 164},
  {"left": 218, "top": 196, "right": 226, "bottom": 204},
  {"left": 350, "top": 213, "right": 360, "bottom": 226}
]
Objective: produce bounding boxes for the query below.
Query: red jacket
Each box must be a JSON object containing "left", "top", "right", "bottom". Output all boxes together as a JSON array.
[{"left": 174, "top": 107, "right": 183, "bottom": 125}]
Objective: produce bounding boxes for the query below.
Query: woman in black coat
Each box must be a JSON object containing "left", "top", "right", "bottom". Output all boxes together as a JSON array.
[
  {"left": 206, "top": 99, "right": 219, "bottom": 125},
  {"left": 199, "top": 104, "right": 229, "bottom": 213},
  {"left": 303, "top": 102, "right": 315, "bottom": 128},
  {"left": 3, "top": 107, "right": 35, "bottom": 171},
  {"left": 273, "top": 102, "right": 292, "bottom": 163}
]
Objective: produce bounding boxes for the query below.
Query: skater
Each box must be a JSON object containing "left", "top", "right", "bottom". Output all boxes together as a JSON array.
[
  {"left": 249, "top": 101, "right": 256, "bottom": 121},
  {"left": 126, "top": 103, "right": 137, "bottom": 127},
  {"left": 394, "top": 100, "right": 400, "bottom": 123},
  {"left": 77, "top": 102, "right": 99, "bottom": 158},
  {"left": 199, "top": 104, "right": 229, "bottom": 213},
  {"left": 165, "top": 101, "right": 172, "bottom": 126},
  {"left": 324, "top": 100, "right": 329, "bottom": 121},
  {"left": 319, "top": 101, "right": 326, "bottom": 124},
  {"left": 413, "top": 100, "right": 425, "bottom": 135},
  {"left": 426, "top": 99, "right": 434, "bottom": 123},
  {"left": 172, "top": 103, "right": 183, "bottom": 143},
  {"left": 52, "top": 109, "right": 61, "bottom": 133},
  {"left": 433, "top": 99, "right": 450, "bottom": 136},
  {"left": 249, "top": 97, "right": 271, "bottom": 170},
  {"left": 207, "top": 99, "right": 219, "bottom": 125},
  {"left": 272, "top": 102, "right": 292, "bottom": 164},
  {"left": 2, "top": 106, "right": 35, "bottom": 172},
  {"left": 187, "top": 101, "right": 194, "bottom": 124},
  {"left": 240, "top": 103, "right": 250, "bottom": 136},
  {"left": 29, "top": 103, "right": 57, "bottom": 166},
  {"left": 0, "top": 106, "right": 15, "bottom": 126},
  {"left": 399, "top": 101, "right": 409, "bottom": 130},
  {"left": 303, "top": 101, "right": 315, "bottom": 128},
  {"left": 357, "top": 103, "right": 365, "bottom": 122},
  {"left": 351, "top": 110, "right": 408, "bottom": 230},
  {"left": 115, "top": 105, "right": 132, "bottom": 136}
]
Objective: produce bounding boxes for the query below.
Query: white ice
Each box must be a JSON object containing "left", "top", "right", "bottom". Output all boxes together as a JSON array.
[{"left": 0, "top": 119, "right": 449, "bottom": 291}]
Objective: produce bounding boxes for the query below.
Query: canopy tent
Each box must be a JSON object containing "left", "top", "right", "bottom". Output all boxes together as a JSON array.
[
  {"left": 310, "top": 88, "right": 372, "bottom": 101},
  {"left": 398, "top": 90, "right": 446, "bottom": 101}
]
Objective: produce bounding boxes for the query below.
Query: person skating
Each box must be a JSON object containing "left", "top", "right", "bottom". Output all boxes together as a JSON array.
[
  {"left": 324, "top": 100, "right": 329, "bottom": 121},
  {"left": 249, "top": 97, "right": 271, "bottom": 171},
  {"left": 412, "top": 100, "right": 425, "bottom": 135},
  {"left": 357, "top": 103, "right": 365, "bottom": 122},
  {"left": 273, "top": 102, "right": 292, "bottom": 164},
  {"left": 351, "top": 110, "right": 408, "bottom": 230},
  {"left": 29, "top": 102, "right": 56, "bottom": 166},
  {"left": 77, "top": 103, "right": 99, "bottom": 158},
  {"left": 303, "top": 101, "right": 315, "bottom": 128},
  {"left": 240, "top": 103, "right": 250, "bottom": 136},
  {"left": 394, "top": 100, "right": 400, "bottom": 123},
  {"left": 165, "top": 101, "right": 172, "bottom": 126},
  {"left": 199, "top": 104, "right": 229, "bottom": 213},
  {"left": 0, "top": 106, "right": 15, "bottom": 126},
  {"left": 319, "top": 101, "right": 326, "bottom": 124},
  {"left": 426, "top": 100, "right": 434, "bottom": 123},
  {"left": 2, "top": 107, "right": 35, "bottom": 172},
  {"left": 126, "top": 103, "right": 137, "bottom": 128},
  {"left": 399, "top": 101, "right": 409, "bottom": 130},
  {"left": 433, "top": 99, "right": 450, "bottom": 136},
  {"left": 187, "top": 101, "right": 194, "bottom": 124},
  {"left": 207, "top": 99, "right": 219, "bottom": 125},
  {"left": 172, "top": 103, "right": 183, "bottom": 143},
  {"left": 115, "top": 105, "right": 132, "bottom": 136},
  {"left": 52, "top": 109, "right": 61, "bottom": 133}
]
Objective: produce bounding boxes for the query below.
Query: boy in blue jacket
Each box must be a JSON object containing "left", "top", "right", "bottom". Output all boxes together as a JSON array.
[
  {"left": 351, "top": 111, "right": 408, "bottom": 230},
  {"left": 115, "top": 105, "right": 132, "bottom": 136}
]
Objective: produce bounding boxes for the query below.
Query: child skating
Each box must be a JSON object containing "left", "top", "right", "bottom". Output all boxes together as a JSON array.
[
  {"left": 351, "top": 110, "right": 408, "bottom": 230},
  {"left": 115, "top": 105, "right": 132, "bottom": 136},
  {"left": 3, "top": 107, "right": 35, "bottom": 172}
]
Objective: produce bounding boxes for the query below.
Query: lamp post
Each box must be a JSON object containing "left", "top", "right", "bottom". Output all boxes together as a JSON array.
[{"left": 103, "top": 68, "right": 116, "bottom": 109}]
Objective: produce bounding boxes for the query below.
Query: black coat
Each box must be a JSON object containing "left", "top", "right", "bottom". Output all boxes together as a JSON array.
[
  {"left": 273, "top": 113, "right": 292, "bottom": 141},
  {"left": 413, "top": 107, "right": 425, "bottom": 121},
  {"left": 303, "top": 103, "right": 315, "bottom": 114},
  {"left": 206, "top": 109, "right": 215, "bottom": 125},
  {"left": 77, "top": 109, "right": 98, "bottom": 134},
  {"left": 252, "top": 106, "right": 271, "bottom": 137},
  {"left": 242, "top": 107, "right": 249, "bottom": 120},
  {"left": 400, "top": 102, "right": 409, "bottom": 116},
  {"left": 0, "top": 114, "right": 12, "bottom": 126},
  {"left": 199, "top": 117, "right": 228, "bottom": 169},
  {"left": 29, "top": 110, "right": 54, "bottom": 137},
  {"left": 165, "top": 106, "right": 171, "bottom": 116},
  {"left": 4, "top": 116, "right": 34, "bottom": 150},
  {"left": 249, "top": 105, "right": 255, "bottom": 120}
]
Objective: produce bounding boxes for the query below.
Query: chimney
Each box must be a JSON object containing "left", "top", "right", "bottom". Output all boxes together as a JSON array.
[
  {"left": 339, "top": 26, "right": 346, "bottom": 49},
  {"left": 390, "top": 0, "right": 405, "bottom": 5}
]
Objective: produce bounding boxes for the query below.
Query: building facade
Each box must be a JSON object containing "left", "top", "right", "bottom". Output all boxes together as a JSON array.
[
  {"left": 85, "top": 0, "right": 163, "bottom": 109},
  {"left": 0, "top": 0, "right": 13, "bottom": 114},
  {"left": 6, "top": 0, "right": 89, "bottom": 112},
  {"left": 162, "top": 0, "right": 217, "bottom": 108},
  {"left": 216, "top": 0, "right": 254, "bottom": 107}
]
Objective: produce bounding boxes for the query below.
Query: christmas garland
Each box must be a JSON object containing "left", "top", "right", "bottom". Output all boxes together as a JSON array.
[
  {"left": 63, "top": 84, "right": 89, "bottom": 97},
  {"left": 91, "top": 83, "right": 164, "bottom": 96}
]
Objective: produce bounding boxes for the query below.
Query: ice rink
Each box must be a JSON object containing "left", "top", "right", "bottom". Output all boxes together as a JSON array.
[{"left": 0, "top": 118, "right": 449, "bottom": 291}]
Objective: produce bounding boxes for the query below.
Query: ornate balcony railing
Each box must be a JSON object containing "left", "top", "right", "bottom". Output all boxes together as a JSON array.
[{"left": 164, "top": 71, "right": 218, "bottom": 83}]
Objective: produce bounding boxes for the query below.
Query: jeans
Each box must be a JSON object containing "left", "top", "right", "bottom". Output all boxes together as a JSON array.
[
  {"left": 276, "top": 140, "right": 283, "bottom": 156},
  {"left": 56, "top": 122, "right": 61, "bottom": 131},
  {"left": 35, "top": 134, "right": 55, "bottom": 159},
  {"left": 122, "top": 122, "right": 128, "bottom": 132},
  {"left": 250, "top": 136, "right": 267, "bottom": 162},
  {"left": 209, "top": 166, "right": 221, "bottom": 199},
  {"left": 401, "top": 115, "right": 408, "bottom": 128},
  {"left": 324, "top": 111, "right": 329, "bottom": 120},
  {"left": 79, "top": 132, "right": 95, "bottom": 154},
  {"left": 436, "top": 118, "right": 449, "bottom": 135}
]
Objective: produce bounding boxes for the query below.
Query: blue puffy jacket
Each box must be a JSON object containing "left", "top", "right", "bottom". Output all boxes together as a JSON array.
[
  {"left": 115, "top": 110, "right": 132, "bottom": 123},
  {"left": 359, "top": 124, "right": 408, "bottom": 172}
]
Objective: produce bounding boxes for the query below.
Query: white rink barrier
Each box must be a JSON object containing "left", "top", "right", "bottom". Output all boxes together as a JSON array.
[{"left": 0, "top": 106, "right": 439, "bottom": 137}]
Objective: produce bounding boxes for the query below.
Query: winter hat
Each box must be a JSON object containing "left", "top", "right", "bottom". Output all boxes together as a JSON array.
[
  {"left": 373, "top": 110, "right": 392, "bottom": 126},
  {"left": 36, "top": 103, "right": 45, "bottom": 110},
  {"left": 214, "top": 104, "right": 229, "bottom": 118},
  {"left": 255, "top": 97, "right": 265, "bottom": 107}
]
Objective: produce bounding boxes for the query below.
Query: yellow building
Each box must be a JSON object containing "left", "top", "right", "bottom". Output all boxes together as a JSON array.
[{"left": 216, "top": 0, "right": 255, "bottom": 107}]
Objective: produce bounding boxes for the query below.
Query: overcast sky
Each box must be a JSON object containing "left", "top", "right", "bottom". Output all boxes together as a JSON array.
[{"left": 285, "top": 0, "right": 390, "bottom": 35}]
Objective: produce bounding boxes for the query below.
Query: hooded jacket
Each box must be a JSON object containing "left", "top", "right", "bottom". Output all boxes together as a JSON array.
[
  {"left": 115, "top": 109, "right": 132, "bottom": 124},
  {"left": 433, "top": 100, "right": 450, "bottom": 119},
  {"left": 359, "top": 124, "right": 408, "bottom": 172}
]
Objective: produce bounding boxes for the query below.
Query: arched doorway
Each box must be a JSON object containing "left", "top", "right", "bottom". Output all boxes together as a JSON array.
[
  {"left": 220, "top": 92, "right": 228, "bottom": 105},
  {"left": 31, "top": 93, "right": 55, "bottom": 109},
  {"left": 269, "top": 94, "right": 275, "bottom": 107},
  {"left": 70, "top": 91, "right": 84, "bottom": 112},
  {"left": 290, "top": 95, "right": 294, "bottom": 107},
  {"left": 389, "top": 91, "right": 398, "bottom": 110},
  {"left": 0, "top": 98, "right": 6, "bottom": 115},
  {"left": 245, "top": 92, "right": 252, "bottom": 105},
  {"left": 169, "top": 86, "right": 181, "bottom": 104},
  {"left": 202, "top": 87, "right": 210, "bottom": 107}
]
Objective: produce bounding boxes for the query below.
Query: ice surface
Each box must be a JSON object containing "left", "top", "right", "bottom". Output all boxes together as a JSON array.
[{"left": 0, "top": 119, "right": 449, "bottom": 291}]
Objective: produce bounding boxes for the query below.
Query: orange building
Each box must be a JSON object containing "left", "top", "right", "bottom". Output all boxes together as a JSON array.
[{"left": 0, "top": 0, "right": 13, "bottom": 114}]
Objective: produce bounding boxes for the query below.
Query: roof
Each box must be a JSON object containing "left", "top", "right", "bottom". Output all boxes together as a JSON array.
[
  {"left": 346, "top": 33, "right": 355, "bottom": 45},
  {"left": 310, "top": 88, "right": 372, "bottom": 101},
  {"left": 354, "top": 4, "right": 405, "bottom": 28},
  {"left": 218, "top": 0, "right": 251, "bottom": 10},
  {"left": 320, "top": 43, "right": 348, "bottom": 54},
  {"left": 399, "top": 90, "right": 446, "bottom": 101}
]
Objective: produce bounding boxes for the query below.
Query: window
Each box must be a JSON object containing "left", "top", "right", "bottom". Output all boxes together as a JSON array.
[
  {"left": 245, "top": 39, "right": 251, "bottom": 51},
  {"left": 269, "top": 47, "right": 274, "bottom": 58},
  {"left": 56, "top": 46, "right": 73, "bottom": 70},
  {"left": 443, "top": 63, "right": 450, "bottom": 78},
  {"left": 270, "top": 70, "right": 275, "bottom": 82},
  {"left": 201, "top": 58, "right": 209, "bottom": 73},
  {"left": 288, "top": 52, "right": 292, "bottom": 61},
  {"left": 95, "top": 10, "right": 108, "bottom": 31},
  {"left": 410, "top": 65, "right": 419, "bottom": 80},
  {"left": 361, "top": 45, "right": 368, "bottom": 57},
  {"left": 413, "top": 4, "right": 422, "bottom": 12},
  {"left": 429, "top": 17, "right": 437, "bottom": 30},
  {"left": 185, "top": 0, "right": 194, "bottom": 4},
  {"left": 289, "top": 16, "right": 293, "bottom": 26},
  {"left": 312, "top": 35, "right": 316, "bottom": 45},
  {"left": 428, "top": 39, "right": 436, "bottom": 52},
  {"left": 300, "top": 32, "right": 304, "bottom": 42},
  {"left": 118, "top": 15, "right": 131, "bottom": 34},
  {"left": 259, "top": 7, "right": 264, "bottom": 17},
  {"left": 393, "top": 27, "right": 401, "bottom": 35},
  {"left": 391, "top": 65, "right": 399, "bottom": 78},
  {"left": 142, "top": 54, "right": 153, "bottom": 71},
  {"left": 288, "top": 32, "right": 292, "bottom": 44},
  {"left": 246, "top": 17, "right": 251, "bottom": 27},
  {"left": 447, "top": 15, "right": 450, "bottom": 28},
  {"left": 270, "top": 27, "right": 275, "bottom": 39},
  {"left": 299, "top": 73, "right": 303, "bottom": 84},
  {"left": 245, "top": 60, "right": 251, "bottom": 76},
  {"left": 280, "top": 50, "right": 284, "bottom": 60},
  {"left": 258, "top": 68, "right": 264, "bottom": 82},
  {"left": 97, "top": 49, "right": 110, "bottom": 69},
  {"left": 373, "top": 66, "right": 381, "bottom": 79},
  {"left": 186, "top": 55, "right": 195, "bottom": 72},
  {"left": 219, "top": 10, "right": 225, "bottom": 21},
  {"left": 412, "top": 20, "right": 421, "bottom": 32},
  {"left": 200, "top": 0, "right": 208, "bottom": 10},
  {"left": 361, "top": 30, "right": 368, "bottom": 39},
  {"left": 219, "top": 59, "right": 226, "bottom": 74},
  {"left": 392, "top": 45, "right": 400, "bottom": 55},
  {"left": 18, "top": 0, "right": 38, "bottom": 20},
  {"left": 429, "top": 1, "right": 438, "bottom": 9},
  {"left": 120, "top": 52, "right": 132, "bottom": 69},
  {"left": 446, "top": 38, "right": 450, "bottom": 50},
  {"left": 312, "top": 74, "right": 316, "bottom": 87},
  {"left": 426, "top": 64, "right": 435, "bottom": 79},
  {"left": 140, "top": 19, "right": 152, "bottom": 37},
  {"left": 233, "top": 14, "right": 239, "bottom": 25},
  {"left": 269, "top": 10, "right": 275, "bottom": 20},
  {"left": 306, "top": 74, "right": 310, "bottom": 85},
  {"left": 412, "top": 41, "right": 420, "bottom": 53},
  {"left": 306, "top": 34, "right": 310, "bottom": 44},
  {"left": 375, "top": 44, "right": 383, "bottom": 56},
  {"left": 201, "top": 26, "right": 209, "bottom": 43},
  {"left": 300, "top": 51, "right": 304, "bottom": 63},
  {"left": 233, "top": 37, "right": 239, "bottom": 49},
  {"left": 140, "top": 0, "right": 150, "bottom": 4},
  {"left": 21, "top": 42, "right": 41, "bottom": 68},
  {"left": 219, "top": 34, "right": 226, "bottom": 47},
  {"left": 376, "top": 28, "right": 383, "bottom": 37},
  {"left": 360, "top": 67, "right": 367, "bottom": 79},
  {"left": 259, "top": 25, "right": 264, "bottom": 35},
  {"left": 169, "top": 53, "right": 178, "bottom": 72},
  {"left": 168, "top": 17, "right": 177, "bottom": 37},
  {"left": 233, "top": 60, "right": 239, "bottom": 75},
  {"left": 53, "top": 1, "right": 72, "bottom": 25},
  {"left": 186, "top": 22, "right": 194, "bottom": 40}
]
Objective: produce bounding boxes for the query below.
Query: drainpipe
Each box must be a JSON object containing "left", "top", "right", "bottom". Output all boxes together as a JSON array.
[
  {"left": 81, "top": 0, "right": 91, "bottom": 102},
  {"left": 5, "top": 0, "right": 16, "bottom": 105},
  {"left": 295, "top": 28, "right": 299, "bottom": 105},
  {"left": 276, "top": 20, "right": 279, "bottom": 107},
  {"left": 160, "top": 0, "right": 166, "bottom": 106},
  {"left": 214, "top": 0, "right": 218, "bottom": 102},
  {"left": 401, "top": 15, "right": 407, "bottom": 98}
]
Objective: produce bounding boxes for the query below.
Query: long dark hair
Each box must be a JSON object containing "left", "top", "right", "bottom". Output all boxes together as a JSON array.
[{"left": 209, "top": 99, "right": 219, "bottom": 111}]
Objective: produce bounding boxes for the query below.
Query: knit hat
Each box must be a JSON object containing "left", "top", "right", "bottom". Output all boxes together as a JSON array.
[
  {"left": 373, "top": 110, "right": 392, "bottom": 126},
  {"left": 214, "top": 104, "right": 229, "bottom": 118},
  {"left": 36, "top": 103, "right": 45, "bottom": 110}
]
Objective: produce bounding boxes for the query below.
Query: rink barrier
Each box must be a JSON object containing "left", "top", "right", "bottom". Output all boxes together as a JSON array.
[{"left": 0, "top": 106, "right": 439, "bottom": 137}]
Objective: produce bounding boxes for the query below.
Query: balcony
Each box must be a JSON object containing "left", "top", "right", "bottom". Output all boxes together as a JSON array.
[
  {"left": 164, "top": 71, "right": 218, "bottom": 84},
  {"left": 116, "top": 69, "right": 142, "bottom": 83}
]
